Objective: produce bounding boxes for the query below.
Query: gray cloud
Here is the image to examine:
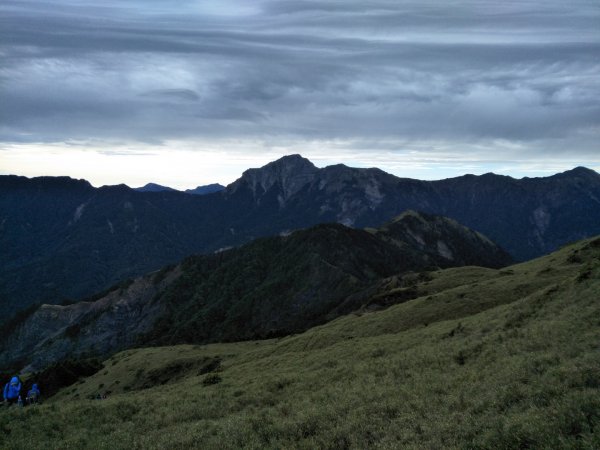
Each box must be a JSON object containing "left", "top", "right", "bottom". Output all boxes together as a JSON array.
[
  {"left": 0, "top": 0, "right": 599, "bottom": 160},
  {"left": 142, "top": 89, "right": 200, "bottom": 101}
]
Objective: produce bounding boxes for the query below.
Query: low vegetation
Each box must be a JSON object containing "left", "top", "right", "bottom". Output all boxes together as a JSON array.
[{"left": 1, "top": 237, "right": 599, "bottom": 449}]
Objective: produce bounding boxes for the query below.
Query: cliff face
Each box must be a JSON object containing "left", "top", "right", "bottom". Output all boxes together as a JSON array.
[
  {"left": 0, "top": 268, "right": 180, "bottom": 372},
  {"left": 227, "top": 154, "right": 319, "bottom": 202}
]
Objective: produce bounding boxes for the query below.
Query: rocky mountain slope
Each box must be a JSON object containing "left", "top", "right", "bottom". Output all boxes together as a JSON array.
[
  {"left": 2, "top": 155, "right": 599, "bottom": 317},
  {"left": 0, "top": 211, "right": 511, "bottom": 371}
]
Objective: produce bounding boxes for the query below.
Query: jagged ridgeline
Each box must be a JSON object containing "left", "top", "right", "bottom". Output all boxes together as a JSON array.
[
  {"left": 0, "top": 211, "right": 511, "bottom": 372},
  {"left": 2, "top": 156, "right": 600, "bottom": 319}
]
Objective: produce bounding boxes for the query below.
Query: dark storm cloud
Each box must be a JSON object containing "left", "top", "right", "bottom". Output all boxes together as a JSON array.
[{"left": 0, "top": 0, "right": 599, "bottom": 157}]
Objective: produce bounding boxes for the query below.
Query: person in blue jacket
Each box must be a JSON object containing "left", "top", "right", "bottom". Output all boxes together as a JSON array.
[
  {"left": 3, "top": 376, "right": 22, "bottom": 406},
  {"left": 27, "top": 383, "right": 41, "bottom": 405}
]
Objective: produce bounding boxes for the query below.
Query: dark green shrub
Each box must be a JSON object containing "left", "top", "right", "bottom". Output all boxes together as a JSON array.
[
  {"left": 32, "top": 358, "right": 103, "bottom": 398},
  {"left": 203, "top": 374, "right": 222, "bottom": 386}
]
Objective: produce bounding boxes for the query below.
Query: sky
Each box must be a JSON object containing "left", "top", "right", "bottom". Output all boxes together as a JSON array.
[{"left": 1, "top": 0, "right": 599, "bottom": 189}]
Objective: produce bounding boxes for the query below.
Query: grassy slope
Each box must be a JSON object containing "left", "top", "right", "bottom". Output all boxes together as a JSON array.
[{"left": 2, "top": 238, "right": 599, "bottom": 449}]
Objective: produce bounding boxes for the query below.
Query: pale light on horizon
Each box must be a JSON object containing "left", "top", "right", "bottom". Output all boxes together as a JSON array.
[{"left": 1, "top": 140, "right": 598, "bottom": 190}]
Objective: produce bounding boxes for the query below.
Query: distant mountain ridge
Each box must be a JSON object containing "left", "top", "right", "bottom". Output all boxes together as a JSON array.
[
  {"left": 1, "top": 156, "right": 600, "bottom": 317},
  {"left": 0, "top": 211, "right": 511, "bottom": 371},
  {"left": 134, "top": 183, "right": 177, "bottom": 193},
  {"left": 134, "top": 182, "right": 225, "bottom": 195},
  {"left": 185, "top": 184, "right": 225, "bottom": 195}
]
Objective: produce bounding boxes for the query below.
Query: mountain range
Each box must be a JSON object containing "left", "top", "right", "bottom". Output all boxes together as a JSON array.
[
  {"left": 0, "top": 211, "right": 511, "bottom": 371},
  {"left": 1, "top": 155, "right": 600, "bottom": 318}
]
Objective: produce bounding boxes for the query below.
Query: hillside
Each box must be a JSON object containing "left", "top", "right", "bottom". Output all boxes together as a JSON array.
[
  {"left": 0, "top": 211, "right": 511, "bottom": 372},
  {"left": 1, "top": 236, "right": 599, "bottom": 449},
  {"left": 2, "top": 157, "right": 600, "bottom": 317}
]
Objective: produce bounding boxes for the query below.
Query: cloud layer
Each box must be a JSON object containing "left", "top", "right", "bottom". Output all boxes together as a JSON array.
[{"left": 1, "top": 0, "right": 599, "bottom": 176}]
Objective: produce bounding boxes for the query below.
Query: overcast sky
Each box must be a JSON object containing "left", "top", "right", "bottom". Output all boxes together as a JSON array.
[{"left": 1, "top": 0, "right": 599, "bottom": 188}]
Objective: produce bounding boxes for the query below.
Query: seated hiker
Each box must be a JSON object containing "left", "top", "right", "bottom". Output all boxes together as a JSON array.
[
  {"left": 3, "top": 376, "right": 22, "bottom": 406},
  {"left": 26, "top": 383, "right": 41, "bottom": 405}
]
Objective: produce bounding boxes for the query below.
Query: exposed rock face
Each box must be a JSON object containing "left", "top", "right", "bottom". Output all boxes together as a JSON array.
[
  {"left": 0, "top": 268, "right": 180, "bottom": 372},
  {"left": 0, "top": 212, "right": 509, "bottom": 371},
  {"left": 376, "top": 210, "right": 509, "bottom": 268},
  {"left": 228, "top": 154, "right": 319, "bottom": 202},
  {"left": 1, "top": 158, "right": 600, "bottom": 317}
]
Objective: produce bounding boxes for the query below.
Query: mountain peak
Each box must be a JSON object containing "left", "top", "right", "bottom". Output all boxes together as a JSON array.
[
  {"left": 134, "top": 183, "right": 178, "bottom": 193},
  {"left": 250, "top": 153, "right": 316, "bottom": 175},
  {"left": 543, "top": 166, "right": 600, "bottom": 183},
  {"left": 229, "top": 154, "right": 318, "bottom": 200},
  {"left": 559, "top": 166, "right": 599, "bottom": 178},
  {"left": 274, "top": 153, "right": 310, "bottom": 163}
]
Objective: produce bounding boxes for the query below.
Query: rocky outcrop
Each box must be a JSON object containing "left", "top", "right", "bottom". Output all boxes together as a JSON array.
[
  {"left": 0, "top": 267, "right": 180, "bottom": 372},
  {"left": 375, "top": 211, "right": 511, "bottom": 268},
  {"left": 228, "top": 154, "right": 318, "bottom": 203}
]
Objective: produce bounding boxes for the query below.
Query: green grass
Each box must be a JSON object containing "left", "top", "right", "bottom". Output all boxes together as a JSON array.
[{"left": 2, "top": 238, "right": 600, "bottom": 449}]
